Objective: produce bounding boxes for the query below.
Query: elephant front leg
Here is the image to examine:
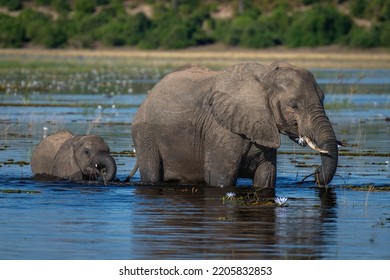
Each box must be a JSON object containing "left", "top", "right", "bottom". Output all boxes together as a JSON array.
[
  {"left": 203, "top": 140, "right": 249, "bottom": 187},
  {"left": 204, "top": 151, "right": 241, "bottom": 187},
  {"left": 204, "top": 167, "right": 238, "bottom": 187},
  {"left": 253, "top": 148, "right": 276, "bottom": 197}
]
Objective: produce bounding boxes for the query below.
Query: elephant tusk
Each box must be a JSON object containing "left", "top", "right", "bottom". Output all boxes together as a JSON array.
[{"left": 302, "top": 136, "right": 329, "bottom": 154}]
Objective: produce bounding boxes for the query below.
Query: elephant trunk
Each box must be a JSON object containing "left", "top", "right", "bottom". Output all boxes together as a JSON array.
[
  {"left": 311, "top": 113, "right": 338, "bottom": 186},
  {"left": 92, "top": 151, "right": 117, "bottom": 182}
]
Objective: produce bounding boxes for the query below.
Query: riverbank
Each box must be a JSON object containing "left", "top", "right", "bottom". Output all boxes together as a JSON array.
[{"left": 1, "top": 46, "right": 390, "bottom": 69}]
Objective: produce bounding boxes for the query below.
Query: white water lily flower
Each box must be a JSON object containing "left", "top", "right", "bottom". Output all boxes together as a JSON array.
[
  {"left": 297, "top": 136, "right": 305, "bottom": 146},
  {"left": 274, "top": 197, "right": 288, "bottom": 206},
  {"left": 225, "top": 192, "right": 236, "bottom": 199}
]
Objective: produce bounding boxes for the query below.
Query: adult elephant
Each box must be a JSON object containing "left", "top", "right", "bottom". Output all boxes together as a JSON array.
[
  {"left": 131, "top": 62, "right": 338, "bottom": 189},
  {"left": 31, "top": 129, "right": 116, "bottom": 182}
]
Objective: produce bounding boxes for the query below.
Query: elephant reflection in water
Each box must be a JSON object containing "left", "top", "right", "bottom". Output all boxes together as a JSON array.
[{"left": 129, "top": 187, "right": 337, "bottom": 259}]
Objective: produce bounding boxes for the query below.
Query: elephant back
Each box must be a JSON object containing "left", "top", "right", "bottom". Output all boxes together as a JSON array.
[
  {"left": 134, "top": 65, "right": 217, "bottom": 125},
  {"left": 31, "top": 129, "right": 73, "bottom": 175}
]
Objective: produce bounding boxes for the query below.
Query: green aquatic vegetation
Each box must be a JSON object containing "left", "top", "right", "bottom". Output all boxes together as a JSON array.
[
  {"left": 289, "top": 158, "right": 318, "bottom": 168},
  {"left": 325, "top": 98, "right": 390, "bottom": 110},
  {"left": 325, "top": 99, "right": 354, "bottom": 110},
  {"left": 339, "top": 151, "right": 390, "bottom": 157},
  {"left": 280, "top": 150, "right": 390, "bottom": 158},
  {"left": 111, "top": 150, "right": 136, "bottom": 157},
  {"left": 0, "top": 159, "right": 30, "bottom": 166},
  {"left": 372, "top": 217, "right": 390, "bottom": 229},
  {"left": 1, "top": 189, "right": 41, "bottom": 194},
  {"left": 0, "top": 58, "right": 165, "bottom": 95},
  {"left": 221, "top": 187, "right": 278, "bottom": 206},
  {"left": 341, "top": 185, "right": 390, "bottom": 192},
  {"left": 280, "top": 139, "right": 389, "bottom": 159},
  {"left": 0, "top": 102, "right": 139, "bottom": 109}
]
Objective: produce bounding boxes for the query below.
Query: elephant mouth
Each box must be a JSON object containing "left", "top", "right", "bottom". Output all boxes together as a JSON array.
[
  {"left": 293, "top": 135, "right": 329, "bottom": 154},
  {"left": 82, "top": 152, "right": 117, "bottom": 183},
  {"left": 288, "top": 133, "right": 321, "bottom": 151},
  {"left": 94, "top": 163, "right": 111, "bottom": 182},
  {"left": 83, "top": 164, "right": 114, "bottom": 183},
  {"left": 289, "top": 134, "right": 342, "bottom": 155}
]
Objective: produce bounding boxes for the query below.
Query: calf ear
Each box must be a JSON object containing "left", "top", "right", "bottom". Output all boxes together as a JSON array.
[
  {"left": 31, "top": 129, "right": 73, "bottom": 175},
  {"left": 208, "top": 64, "right": 280, "bottom": 148},
  {"left": 50, "top": 137, "right": 83, "bottom": 180}
]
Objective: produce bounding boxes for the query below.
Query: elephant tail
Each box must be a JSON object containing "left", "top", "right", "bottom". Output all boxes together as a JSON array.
[{"left": 124, "top": 161, "right": 139, "bottom": 182}]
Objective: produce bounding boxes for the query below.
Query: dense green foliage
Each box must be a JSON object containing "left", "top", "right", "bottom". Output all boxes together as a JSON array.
[
  {"left": 287, "top": 4, "right": 353, "bottom": 47},
  {"left": 0, "top": 0, "right": 389, "bottom": 49}
]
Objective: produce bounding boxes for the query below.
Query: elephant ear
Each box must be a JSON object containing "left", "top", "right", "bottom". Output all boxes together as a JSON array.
[
  {"left": 31, "top": 129, "right": 73, "bottom": 175},
  {"left": 50, "top": 136, "right": 83, "bottom": 180},
  {"left": 208, "top": 63, "right": 280, "bottom": 148}
]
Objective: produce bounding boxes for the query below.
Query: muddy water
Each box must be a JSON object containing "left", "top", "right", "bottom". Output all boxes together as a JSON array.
[{"left": 0, "top": 68, "right": 389, "bottom": 259}]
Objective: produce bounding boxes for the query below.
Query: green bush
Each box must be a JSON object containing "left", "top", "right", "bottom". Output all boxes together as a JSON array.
[
  {"left": 36, "top": 0, "right": 52, "bottom": 5},
  {"left": 345, "top": 26, "right": 379, "bottom": 48},
  {"left": 286, "top": 4, "right": 353, "bottom": 47},
  {"left": 229, "top": 16, "right": 255, "bottom": 45},
  {"left": 302, "top": 0, "right": 323, "bottom": 5},
  {"left": 52, "top": 0, "right": 71, "bottom": 15},
  {"left": 98, "top": 13, "right": 151, "bottom": 46},
  {"left": 0, "top": 0, "right": 23, "bottom": 11},
  {"left": 242, "top": 25, "right": 276, "bottom": 48},
  {"left": 139, "top": 5, "right": 212, "bottom": 49},
  {"left": 213, "top": 5, "right": 289, "bottom": 49},
  {"left": 68, "top": 11, "right": 110, "bottom": 47},
  {"left": 41, "top": 22, "right": 68, "bottom": 48},
  {"left": 139, "top": 20, "right": 195, "bottom": 49},
  {"left": 0, "top": 0, "right": 388, "bottom": 49},
  {"left": 366, "top": 0, "right": 390, "bottom": 22},
  {"left": 212, "top": 20, "right": 230, "bottom": 45},
  {"left": 350, "top": 0, "right": 367, "bottom": 18},
  {"left": 74, "top": 0, "right": 96, "bottom": 15},
  {"left": 379, "top": 23, "right": 390, "bottom": 47},
  {"left": 18, "top": 9, "right": 50, "bottom": 41},
  {"left": 0, "top": 14, "right": 25, "bottom": 47}
]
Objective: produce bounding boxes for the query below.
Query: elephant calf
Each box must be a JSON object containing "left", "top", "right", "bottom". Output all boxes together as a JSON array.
[
  {"left": 131, "top": 62, "right": 338, "bottom": 189},
  {"left": 31, "top": 129, "right": 116, "bottom": 182}
]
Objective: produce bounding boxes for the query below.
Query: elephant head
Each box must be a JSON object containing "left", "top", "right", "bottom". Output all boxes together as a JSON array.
[
  {"left": 31, "top": 130, "right": 117, "bottom": 182},
  {"left": 209, "top": 62, "right": 338, "bottom": 186}
]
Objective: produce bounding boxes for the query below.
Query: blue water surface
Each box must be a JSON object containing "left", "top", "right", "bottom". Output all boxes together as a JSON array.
[{"left": 0, "top": 68, "right": 389, "bottom": 259}]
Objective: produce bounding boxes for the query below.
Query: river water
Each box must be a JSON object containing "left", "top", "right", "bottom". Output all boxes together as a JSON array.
[{"left": 0, "top": 67, "right": 389, "bottom": 259}]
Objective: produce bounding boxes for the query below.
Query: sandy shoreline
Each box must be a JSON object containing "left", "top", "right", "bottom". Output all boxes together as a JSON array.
[{"left": 1, "top": 47, "right": 389, "bottom": 69}]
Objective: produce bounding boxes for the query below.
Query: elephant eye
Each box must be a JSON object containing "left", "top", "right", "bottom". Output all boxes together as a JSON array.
[
  {"left": 289, "top": 102, "right": 299, "bottom": 110},
  {"left": 84, "top": 149, "right": 91, "bottom": 156}
]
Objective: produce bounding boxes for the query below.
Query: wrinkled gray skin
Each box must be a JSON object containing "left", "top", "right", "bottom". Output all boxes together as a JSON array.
[
  {"left": 31, "top": 129, "right": 116, "bottom": 182},
  {"left": 131, "top": 62, "right": 338, "bottom": 190}
]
